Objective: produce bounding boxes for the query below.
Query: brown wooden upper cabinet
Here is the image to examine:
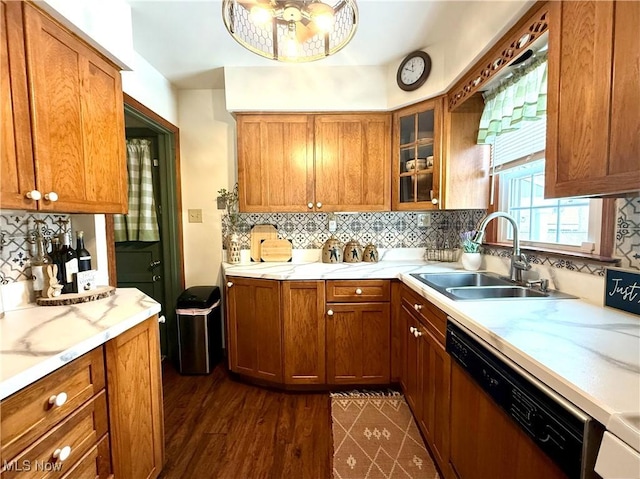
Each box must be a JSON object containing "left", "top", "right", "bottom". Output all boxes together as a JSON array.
[
  {"left": 392, "top": 95, "right": 490, "bottom": 210},
  {"left": 237, "top": 113, "right": 391, "bottom": 212},
  {"left": 0, "top": 2, "right": 127, "bottom": 213},
  {"left": 546, "top": 0, "right": 640, "bottom": 198}
]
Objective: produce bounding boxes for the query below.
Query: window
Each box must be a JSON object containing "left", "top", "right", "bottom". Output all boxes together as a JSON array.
[{"left": 492, "top": 119, "right": 602, "bottom": 253}]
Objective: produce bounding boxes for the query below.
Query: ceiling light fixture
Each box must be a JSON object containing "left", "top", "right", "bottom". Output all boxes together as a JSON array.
[{"left": 222, "top": 0, "right": 359, "bottom": 63}]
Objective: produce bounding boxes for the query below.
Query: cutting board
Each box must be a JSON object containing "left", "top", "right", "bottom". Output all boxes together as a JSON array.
[
  {"left": 260, "top": 239, "right": 293, "bottom": 262},
  {"left": 250, "top": 224, "right": 278, "bottom": 262}
]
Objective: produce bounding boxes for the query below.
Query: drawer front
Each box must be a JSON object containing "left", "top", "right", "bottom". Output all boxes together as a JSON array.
[
  {"left": 60, "top": 434, "right": 111, "bottom": 479},
  {"left": 326, "top": 280, "right": 390, "bottom": 302},
  {"left": 1, "top": 391, "right": 108, "bottom": 479},
  {"left": 401, "top": 286, "right": 446, "bottom": 344},
  {"left": 1, "top": 347, "right": 105, "bottom": 461}
]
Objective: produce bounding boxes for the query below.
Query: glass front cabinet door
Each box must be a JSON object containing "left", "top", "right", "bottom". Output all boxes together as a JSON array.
[{"left": 392, "top": 98, "right": 443, "bottom": 210}]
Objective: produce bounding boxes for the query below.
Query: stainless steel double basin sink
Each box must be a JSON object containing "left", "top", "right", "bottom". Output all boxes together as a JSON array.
[{"left": 410, "top": 272, "right": 577, "bottom": 301}]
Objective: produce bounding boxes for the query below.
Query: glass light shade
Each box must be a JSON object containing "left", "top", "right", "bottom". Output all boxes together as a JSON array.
[{"left": 222, "top": 0, "right": 358, "bottom": 63}]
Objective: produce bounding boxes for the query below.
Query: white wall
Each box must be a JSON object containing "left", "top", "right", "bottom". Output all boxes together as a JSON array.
[
  {"left": 178, "top": 90, "right": 236, "bottom": 288},
  {"left": 38, "top": 0, "right": 134, "bottom": 69},
  {"left": 225, "top": 65, "right": 389, "bottom": 111},
  {"left": 122, "top": 52, "right": 179, "bottom": 126}
]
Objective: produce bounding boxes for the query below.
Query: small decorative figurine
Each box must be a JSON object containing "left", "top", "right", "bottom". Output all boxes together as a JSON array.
[{"left": 43, "top": 265, "right": 63, "bottom": 298}]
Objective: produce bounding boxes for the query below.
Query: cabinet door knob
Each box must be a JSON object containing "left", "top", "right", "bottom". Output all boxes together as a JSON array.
[
  {"left": 158, "top": 315, "right": 166, "bottom": 324},
  {"left": 316, "top": 202, "right": 322, "bottom": 208},
  {"left": 152, "top": 274, "right": 161, "bottom": 282},
  {"left": 48, "top": 392, "right": 68, "bottom": 408},
  {"left": 414, "top": 329, "right": 422, "bottom": 338},
  {"left": 53, "top": 446, "right": 72, "bottom": 462},
  {"left": 26, "top": 190, "right": 42, "bottom": 200},
  {"left": 307, "top": 202, "right": 314, "bottom": 209},
  {"left": 409, "top": 326, "right": 416, "bottom": 334},
  {"left": 227, "top": 281, "right": 233, "bottom": 288},
  {"left": 355, "top": 288, "right": 362, "bottom": 295},
  {"left": 327, "top": 309, "right": 334, "bottom": 316},
  {"left": 431, "top": 197, "right": 439, "bottom": 205},
  {"left": 149, "top": 260, "right": 161, "bottom": 269},
  {"left": 44, "top": 191, "right": 59, "bottom": 202},
  {"left": 414, "top": 303, "right": 422, "bottom": 311}
]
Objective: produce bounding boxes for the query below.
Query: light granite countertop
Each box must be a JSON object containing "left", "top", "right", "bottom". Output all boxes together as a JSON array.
[
  {"left": 0, "top": 288, "right": 161, "bottom": 400},
  {"left": 223, "top": 258, "right": 640, "bottom": 449}
]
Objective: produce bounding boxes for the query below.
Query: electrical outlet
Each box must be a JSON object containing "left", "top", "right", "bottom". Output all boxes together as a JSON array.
[
  {"left": 188, "top": 209, "right": 203, "bottom": 223},
  {"left": 417, "top": 213, "right": 431, "bottom": 228},
  {"left": 328, "top": 213, "right": 337, "bottom": 232}
]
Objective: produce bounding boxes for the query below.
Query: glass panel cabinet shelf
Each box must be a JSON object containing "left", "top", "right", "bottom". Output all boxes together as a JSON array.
[{"left": 393, "top": 98, "right": 442, "bottom": 210}]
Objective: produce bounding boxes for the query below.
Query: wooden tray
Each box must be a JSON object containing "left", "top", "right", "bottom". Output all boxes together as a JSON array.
[
  {"left": 260, "top": 239, "right": 293, "bottom": 262},
  {"left": 36, "top": 286, "right": 115, "bottom": 306},
  {"left": 250, "top": 224, "right": 278, "bottom": 262}
]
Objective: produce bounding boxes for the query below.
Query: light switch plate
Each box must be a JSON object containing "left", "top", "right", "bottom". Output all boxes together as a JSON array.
[{"left": 188, "top": 209, "right": 203, "bottom": 223}]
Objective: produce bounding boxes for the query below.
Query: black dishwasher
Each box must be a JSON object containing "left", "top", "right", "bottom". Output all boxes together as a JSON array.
[{"left": 446, "top": 321, "right": 604, "bottom": 479}]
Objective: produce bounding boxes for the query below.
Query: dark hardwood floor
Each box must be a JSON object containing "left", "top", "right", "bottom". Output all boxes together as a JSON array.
[{"left": 159, "top": 362, "right": 333, "bottom": 479}]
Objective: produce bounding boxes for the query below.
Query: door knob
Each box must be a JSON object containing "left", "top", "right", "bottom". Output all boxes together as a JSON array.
[
  {"left": 149, "top": 260, "right": 161, "bottom": 269},
  {"left": 48, "top": 392, "right": 68, "bottom": 408},
  {"left": 307, "top": 202, "right": 314, "bottom": 209},
  {"left": 25, "top": 190, "right": 42, "bottom": 200},
  {"left": 414, "top": 303, "right": 423, "bottom": 311},
  {"left": 227, "top": 281, "right": 233, "bottom": 287},
  {"left": 409, "top": 326, "right": 416, "bottom": 334},
  {"left": 414, "top": 329, "right": 422, "bottom": 338},
  {"left": 44, "top": 191, "right": 59, "bottom": 202},
  {"left": 327, "top": 309, "right": 334, "bottom": 316},
  {"left": 316, "top": 202, "right": 322, "bottom": 208},
  {"left": 152, "top": 274, "right": 161, "bottom": 282},
  {"left": 431, "top": 197, "right": 439, "bottom": 205},
  {"left": 53, "top": 446, "right": 72, "bottom": 462},
  {"left": 355, "top": 288, "right": 362, "bottom": 295}
]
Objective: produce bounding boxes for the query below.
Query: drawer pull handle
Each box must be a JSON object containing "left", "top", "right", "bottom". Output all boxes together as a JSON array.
[
  {"left": 53, "top": 445, "right": 72, "bottom": 462},
  {"left": 414, "top": 329, "right": 422, "bottom": 338},
  {"left": 414, "top": 303, "right": 423, "bottom": 311},
  {"left": 409, "top": 326, "right": 416, "bottom": 334},
  {"left": 227, "top": 282, "right": 233, "bottom": 288},
  {"left": 355, "top": 288, "right": 362, "bottom": 295},
  {"left": 49, "top": 392, "right": 68, "bottom": 408},
  {"left": 327, "top": 309, "right": 334, "bottom": 316}
]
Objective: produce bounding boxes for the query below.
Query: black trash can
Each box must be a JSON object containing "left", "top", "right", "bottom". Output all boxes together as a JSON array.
[{"left": 176, "top": 286, "right": 222, "bottom": 374}]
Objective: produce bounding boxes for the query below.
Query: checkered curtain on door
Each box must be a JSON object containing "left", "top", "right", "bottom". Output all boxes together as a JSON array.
[{"left": 113, "top": 139, "right": 160, "bottom": 242}]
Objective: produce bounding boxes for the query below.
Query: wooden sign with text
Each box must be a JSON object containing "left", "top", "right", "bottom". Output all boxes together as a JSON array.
[{"left": 604, "top": 267, "right": 640, "bottom": 316}]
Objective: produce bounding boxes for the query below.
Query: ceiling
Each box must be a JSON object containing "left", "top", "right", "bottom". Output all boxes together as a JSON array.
[{"left": 127, "top": 0, "right": 532, "bottom": 90}]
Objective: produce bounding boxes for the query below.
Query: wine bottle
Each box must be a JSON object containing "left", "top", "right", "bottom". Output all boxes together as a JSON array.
[
  {"left": 60, "top": 231, "right": 78, "bottom": 294},
  {"left": 31, "top": 232, "right": 51, "bottom": 298},
  {"left": 50, "top": 236, "right": 64, "bottom": 286},
  {"left": 76, "top": 231, "right": 92, "bottom": 272}
]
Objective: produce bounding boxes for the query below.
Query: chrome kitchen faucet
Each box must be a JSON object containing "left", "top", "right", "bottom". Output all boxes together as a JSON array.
[{"left": 472, "top": 212, "right": 531, "bottom": 283}]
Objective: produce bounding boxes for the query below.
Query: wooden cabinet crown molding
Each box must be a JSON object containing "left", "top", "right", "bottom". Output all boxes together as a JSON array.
[{"left": 447, "top": 2, "right": 549, "bottom": 112}]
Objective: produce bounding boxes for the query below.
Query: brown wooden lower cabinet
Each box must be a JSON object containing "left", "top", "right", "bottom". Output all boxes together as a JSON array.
[
  {"left": 326, "top": 302, "right": 391, "bottom": 384},
  {"left": 449, "top": 361, "right": 567, "bottom": 479},
  {"left": 282, "top": 281, "right": 326, "bottom": 385},
  {"left": 226, "top": 277, "right": 283, "bottom": 382},
  {"left": 400, "top": 297, "right": 451, "bottom": 476},
  {"left": 105, "top": 315, "right": 164, "bottom": 479}
]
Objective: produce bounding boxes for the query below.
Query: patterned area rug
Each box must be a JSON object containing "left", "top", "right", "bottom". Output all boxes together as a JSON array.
[{"left": 331, "top": 391, "right": 440, "bottom": 479}]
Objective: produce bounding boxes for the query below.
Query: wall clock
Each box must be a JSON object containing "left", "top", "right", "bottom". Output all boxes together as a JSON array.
[{"left": 396, "top": 51, "right": 432, "bottom": 92}]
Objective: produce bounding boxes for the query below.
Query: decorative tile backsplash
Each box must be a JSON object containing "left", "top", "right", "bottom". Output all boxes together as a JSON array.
[
  {"left": 0, "top": 212, "right": 70, "bottom": 284},
  {"left": 222, "top": 211, "right": 486, "bottom": 250},
  {"left": 615, "top": 197, "right": 640, "bottom": 271}
]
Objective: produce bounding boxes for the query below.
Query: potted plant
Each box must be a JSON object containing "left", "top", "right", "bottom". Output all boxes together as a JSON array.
[
  {"left": 459, "top": 230, "right": 482, "bottom": 271},
  {"left": 217, "top": 184, "right": 240, "bottom": 263}
]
